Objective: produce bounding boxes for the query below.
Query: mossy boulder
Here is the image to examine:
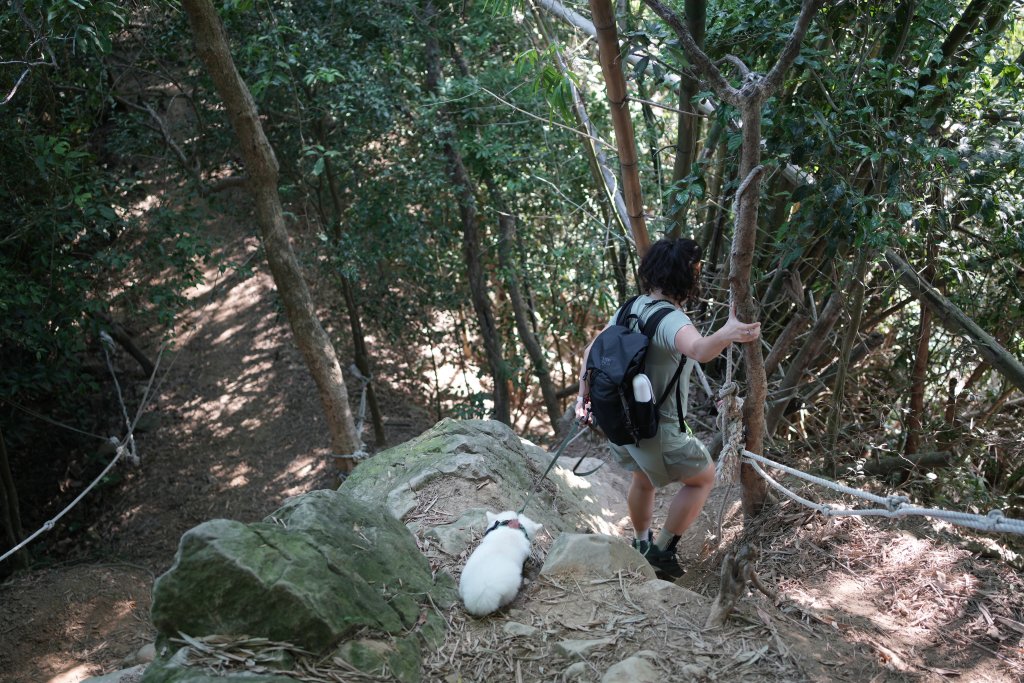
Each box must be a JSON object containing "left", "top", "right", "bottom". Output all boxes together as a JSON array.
[{"left": 144, "top": 489, "right": 453, "bottom": 682}]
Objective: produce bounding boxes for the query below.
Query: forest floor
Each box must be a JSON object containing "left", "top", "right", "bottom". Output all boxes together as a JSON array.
[{"left": 2, "top": 191, "right": 1024, "bottom": 683}]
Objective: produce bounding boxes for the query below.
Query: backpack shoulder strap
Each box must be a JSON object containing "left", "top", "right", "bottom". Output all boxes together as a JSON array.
[
  {"left": 639, "top": 303, "right": 676, "bottom": 340},
  {"left": 614, "top": 295, "right": 643, "bottom": 327}
]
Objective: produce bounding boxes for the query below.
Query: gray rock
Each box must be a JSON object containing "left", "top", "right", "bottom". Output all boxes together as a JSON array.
[
  {"left": 425, "top": 508, "right": 486, "bottom": 555},
  {"left": 84, "top": 664, "right": 146, "bottom": 683},
  {"left": 540, "top": 533, "right": 657, "bottom": 579},
  {"left": 120, "top": 642, "right": 156, "bottom": 667},
  {"left": 563, "top": 662, "right": 589, "bottom": 679},
  {"left": 555, "top": 638, "right": 616, "bottom": 658},
  {"left": 601, "top": 654, "right": 660, "bottom": 683},
  {"left": 342, "top": 419, "right": 617, "bottom": 536},
  {"left": 135, "top": 643, "right": 157, "bottom": 664},
  {"left": 502, "top": 621, "right": 540, "bottom": 638}
]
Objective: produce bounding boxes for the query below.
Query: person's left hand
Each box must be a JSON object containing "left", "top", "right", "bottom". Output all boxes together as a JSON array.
[{"left": 724, "top": 304, "right": 761, "bottom": 344}]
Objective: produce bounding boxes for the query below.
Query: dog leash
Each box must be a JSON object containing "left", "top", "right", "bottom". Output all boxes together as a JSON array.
[{"left": 517, "top": 419, "right": 601, "bottom": 515}]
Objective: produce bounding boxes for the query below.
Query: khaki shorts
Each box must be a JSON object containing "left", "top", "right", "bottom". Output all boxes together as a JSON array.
[{"left": 609, "top": 421, "right": 711, "bottom": 487}]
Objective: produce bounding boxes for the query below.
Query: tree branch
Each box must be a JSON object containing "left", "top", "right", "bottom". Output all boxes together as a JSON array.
[
  {"left": 885, "top": 249, "right": 1024, "bottom": 395},
  {"left": 760, "top": 0, "right": 827, "bottom": 98},
  {"left": 643, "top": 0, "right": 741, "bottom": 105}
]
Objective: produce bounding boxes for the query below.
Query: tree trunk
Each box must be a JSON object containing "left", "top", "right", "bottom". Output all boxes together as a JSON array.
[
  {"left": 763, "top": 312, "right": 810, "bottom": 377},
  {"left": 423, "top": 4, "right": 512, "bottom": 425},
  {"left": 493, "top": 194, "right": 563, "bottom": 428},
  {"left": 531, "top": 7, "right": 631, "bottom": 236},
  {"left": 318, "top": 143, "right": 387, "bottom": 449},
  {"left": 667, "top": 0, "right": 705, "bottom": 235},
  {"left": 644, "top": 0, "right": 825, "bottom": 517},
  {"left": 181, "top": 0, "right": 362, "bottom": 470},
  {"left": 0, "top": 427, "right": 28, "bottom": 568},
  {"left": 904, "top": 275, "right": 933, "bottom": 457},
  {"left": 885, "top": 249, "right": 1024, "bottom": 394},
  {"left": 863, "top": 451, "right": 953, "bottom": 477},
  {"left": 340, "top": 277, "right": 386, "bottom": 447},
  {"left": 826, "top": 248, "right": 871, "bottom": 472},
  {"left": 590, "top": 0, "right": 650, "bottom": 256},
  {"left": 766, "top": 288, "right": 846, "bottom": 435}
]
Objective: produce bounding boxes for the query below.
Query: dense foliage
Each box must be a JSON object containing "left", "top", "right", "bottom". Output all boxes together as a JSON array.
[{"left": 2, "top": 0, "right": 1022, "bottom": 566}]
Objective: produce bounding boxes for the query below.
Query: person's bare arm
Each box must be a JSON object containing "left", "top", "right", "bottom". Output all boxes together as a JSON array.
[{"left": 675, "top": 309, "right": 760, "bottom": 363}]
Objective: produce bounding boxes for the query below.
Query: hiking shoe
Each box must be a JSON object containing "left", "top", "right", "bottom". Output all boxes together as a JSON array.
[
  {"left": 631, "top": 530, "right": 654, "bottom": 556},
  {"left": 644, "top": 544, "right": 685, "bottom": 580},
  {"left": 632, "top": 531, "right": 684, "bottom": 579}
]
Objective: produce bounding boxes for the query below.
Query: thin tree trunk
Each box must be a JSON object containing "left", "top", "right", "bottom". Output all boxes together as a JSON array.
[
  {"left": 826, "top": 248, "right": 871, "bottom": 471},
  {"left": 667, "top": 0, "right": 706, "bottom": 235},
  {"left": 763, "top": 312, "right": 810, "bottom": 377},
  {"left": 0, "top": 427, "right": 28, "bottom": 568},
  {"left": 698, "top": 121, "right": 727, "bottom": 246},
  {"left": 340, "top": 277, "right": 386, "bottom": 446},
  {"left": 590, "top": 0, "right": 650, "bottom": 256},
  {"left": 904, "top": 261, "right": 934, "bottom": 457},
  {"left": 181, "top": 0, "right": 362, "bottom": 470},
  {"left": 493, "top": 194, "right": 563, "bottom": 428},
  {"left": 318, "top": 139, "right": 387, "bottom": 449},
  {"left": 643, "top": 0, "right": 825, "bottom": 516},
  {"left": 886, "top": 249, "right": 1024, "bottom": 394},
  {"left": 766, "top": 288, "right": 846, "bottom": 435},
  {"left": 800, "top": 331, "right": 885, "bottom": 407},
  {"left": 423, "top": 4, "right": 511, "bottom": 425},
  {"left": 531, "top": 7, "right": 631, "bottom": 235},
  {"left": 863, "top": 451, "right": 953, "bottom": 476}
]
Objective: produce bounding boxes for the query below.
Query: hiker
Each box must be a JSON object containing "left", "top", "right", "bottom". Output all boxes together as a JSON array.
[{"left": 575, "top": 237, "right": 760, "bottom": 577}]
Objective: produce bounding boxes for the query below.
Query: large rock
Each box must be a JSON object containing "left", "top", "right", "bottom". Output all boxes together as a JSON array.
[
  {"left": 541, "top": 533, "right": 656, "bottom": 579},
  {"left": 342, "top": 418, "right": 619, "bottom": 542},
  {"left": 145, "top": 489, "right": 453, "bottom": 682}
]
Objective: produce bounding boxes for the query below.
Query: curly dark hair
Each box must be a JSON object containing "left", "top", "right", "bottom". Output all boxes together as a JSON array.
[{"left": 637, "top": 237, "right": 703, "bottom": 303}]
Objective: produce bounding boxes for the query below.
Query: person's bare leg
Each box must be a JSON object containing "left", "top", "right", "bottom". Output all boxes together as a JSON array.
[
  {"left": 627, "top": 470, "right": 656, "bottom": 537},
  {"left": 662, "top": 462, "right": 715, "bottom": 537}
]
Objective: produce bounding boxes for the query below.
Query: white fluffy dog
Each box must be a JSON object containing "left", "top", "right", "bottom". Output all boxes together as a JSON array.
[{"left": 459, "top": 510, "right": 542, "bottom": 617}]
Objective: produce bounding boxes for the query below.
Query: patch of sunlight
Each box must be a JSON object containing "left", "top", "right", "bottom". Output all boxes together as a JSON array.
[
  {"left": 133, "top": 194, "right": 161, "bottom": 212},
  {"left": 283, "top": 454, "right": 320, "bottom": 478},
  {"left": 113, "top": 598, "right": 137, "bottom": 618},
  {"left": 211, "top": 462, "right": 252, "bottom": 489},
  {"left": 580, "top": 512, "right": 618, "bottom": 536},
  {"left": 882, "top": 533, "right": 931, "bottom": 567},
  {"left": 214, "top": 323, "right": 252, "bottom": 345},
  {"left": 278, "top": 454, "right": 327, "bottom": 498},
  {"left": 552, "top": 467, "right": 593, "bottom": 490},
  {"left": 600, "top": 507, "right": 623, "bottom": 521},
  {"left": 46, "top": 664, "right": 96, "bottom": 683}
]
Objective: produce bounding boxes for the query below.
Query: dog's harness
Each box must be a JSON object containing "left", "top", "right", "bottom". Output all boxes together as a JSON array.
[{"left": 484, "top": 517, "right": 529, "bottom": 539}]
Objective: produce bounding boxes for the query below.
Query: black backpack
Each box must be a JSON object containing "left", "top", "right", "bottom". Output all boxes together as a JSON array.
[{"left": 585, "top": 296, "right": 688, "bottom": 446}]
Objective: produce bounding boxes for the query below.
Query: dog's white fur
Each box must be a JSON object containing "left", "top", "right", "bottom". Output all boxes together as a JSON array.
[{"left": 459, "top": 511, "right": 542, "bottom": 617}]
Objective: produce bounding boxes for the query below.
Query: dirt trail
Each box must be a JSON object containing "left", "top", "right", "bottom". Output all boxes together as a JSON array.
[{"left": 0, "top": 196, "right": 432, "bottom": 682}]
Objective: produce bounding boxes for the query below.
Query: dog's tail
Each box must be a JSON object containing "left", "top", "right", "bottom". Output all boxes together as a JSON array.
[{"left": 461, "top": 583, "right": 504, "bottom": 617}]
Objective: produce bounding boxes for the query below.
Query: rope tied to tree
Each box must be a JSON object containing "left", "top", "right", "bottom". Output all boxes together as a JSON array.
[
  {"left": 1, "top": 336, "right": 168, "bottom": 566},
  {"left": 330, "top": 363, "right": 373, "bottom": 472},
  {"left": 348, "top": 363, "right": 371, "bottom": 439},
  {"left": 715, "top": 378, "right": 743, "bottom": 486},
  {"left": 711, "top": 328, "right": 745, "bottom": 546}
]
